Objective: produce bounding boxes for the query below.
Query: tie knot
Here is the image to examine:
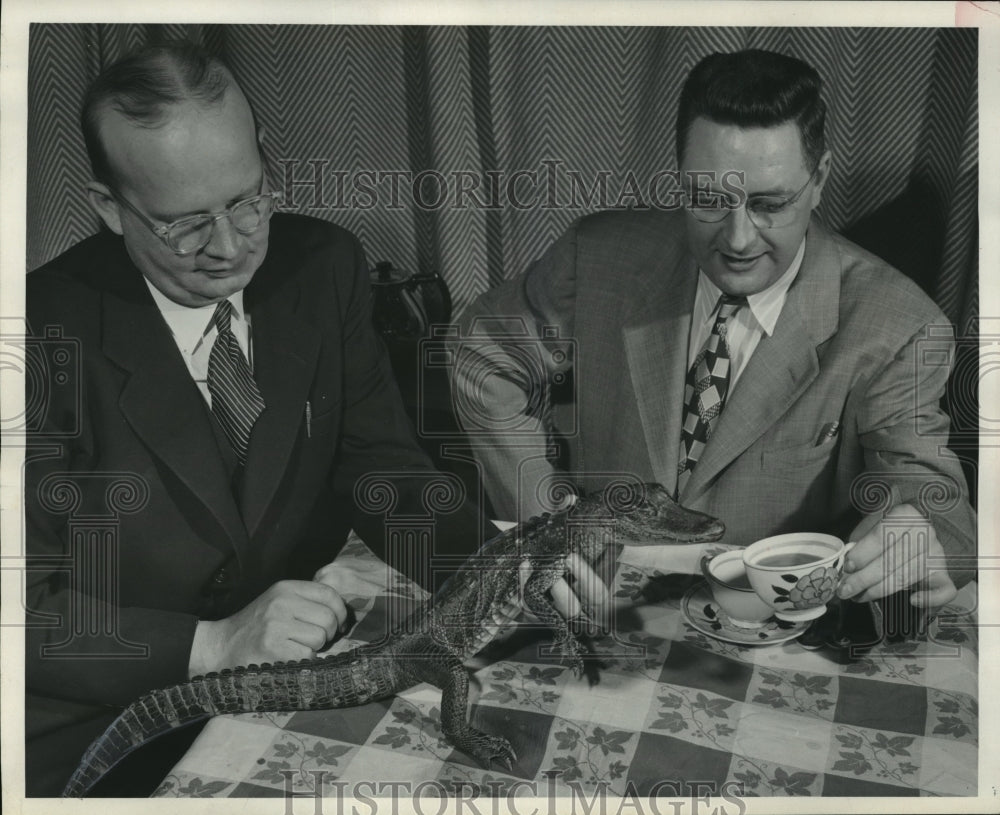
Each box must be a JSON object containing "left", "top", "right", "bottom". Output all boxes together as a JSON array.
[
  {"left": 716, "top": 293, "right": 746, "bottom": 320},
  {"left": 213, "top": 299, "right": 234, "bottom": 333}
]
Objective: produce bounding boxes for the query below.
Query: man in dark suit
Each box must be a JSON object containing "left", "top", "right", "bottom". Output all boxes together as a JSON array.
[
  {"left": 451, "top": 50, "right": 976, "bottom": 613},
  {"left": 23, "top": 41, "right": 599, "bottom": 796}
]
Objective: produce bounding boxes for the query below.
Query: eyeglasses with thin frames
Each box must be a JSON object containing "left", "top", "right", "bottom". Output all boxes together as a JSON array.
[{"left": 685, "top": 166, "right": 819, "bottom": 229}]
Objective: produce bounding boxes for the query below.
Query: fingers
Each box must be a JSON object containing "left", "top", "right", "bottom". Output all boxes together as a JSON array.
[
  {"left": 910, "top": 571, "right": 958, "bottom": 609},
  {"left": 839, "top": 541, "right": 929, "bottom": 602},
  {"left": 838, "top": 508, "right": 951, "bottom": 606},
  {"left": 285, "top": 620, "right": 337, "bottom": 653},
  {"left": 519, "top": 555, "right": 610, "bottom": 634},
  {"left": 549, "top": 577, "right": 584, "bottom": 621},
  {"left": 263, "top": 637, "right": 319, "bottom": 663},
  {"left": 563, "top": 553, "right": 609, "bottom": 626},
  {"left": 518, "top": 559, "right": 574, "bottom": 620},
  {"left": 279, "top": 580, "right": 351, "bottom": 637},
  {"left": 215, "top": 580, "right": 354, "bottom": 668},
  {"left": 290, "top": 593, "right": 350, "bottom": 640},
  {"left": 313, "top": 561, "right": 387, "bottom": 597}
]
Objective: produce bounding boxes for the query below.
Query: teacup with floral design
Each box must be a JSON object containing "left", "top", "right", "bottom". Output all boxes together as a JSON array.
[{"left": 742, "top": 533, "right": 856, "bottom": 622}]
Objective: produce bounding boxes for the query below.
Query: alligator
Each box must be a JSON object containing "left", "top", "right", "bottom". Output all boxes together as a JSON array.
[{"left": 62, "top": 481, "right": 724, "bottom": 797}]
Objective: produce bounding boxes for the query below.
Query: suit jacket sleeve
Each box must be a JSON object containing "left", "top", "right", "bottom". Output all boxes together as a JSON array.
[
  {"left": 449, "top": 221, "right": 582, "bottom": 522},
  {"left": 854, "top": 320, "right": 977, "bottom": 588}
]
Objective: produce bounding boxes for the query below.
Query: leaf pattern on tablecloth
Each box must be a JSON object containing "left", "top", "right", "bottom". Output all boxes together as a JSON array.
[
  {"left": 844, "top": 643, "right": 926, "bottom": 683},
  {"left": 542, "top": 723, "right": 638, "bottom": 791},
  {"left": 930, "top": 603, "right": 978, "bottom": 656},
  {"left": 586, "top": 726, "right": 631, "bottom": 756},
  {"left": 729, "top": 758, "right": 821, "bottom": 797},
  {"left": 614, "top": 568, "right": 649, "bottom": 603},
  {"left": 613, "top": 557, "right": 702, "bottom": 609},
  {"left": 154, "top": 773, "right": 232, "bottom": 797},
  {"left": 252, "top": 760, "right": 292, "bottom": 784},
  {"left": 369, "top": 699, "right": 451, "bottom": 758},
  {"left": 829, "top": 727, "right": 920, "bottom": 787},
  {"left": 682, "top": 629, "right": 752, "bottom": 661},
  {"left": 235, "top": 710, "right": 296, "bottom": 727},
  {"left": 477, "top": 663, "right": 566, "bottom": 714},
  {"left": 152, "top": 777, "right": 177, "bottom": 797},
  {"left": 929, "top": 690, "right": 978, "bottom": 745},
  {"left": 648, "top": 687, "right": 737, "bottom": 750},
  {"left": 241, "top": 732, "right": 356, "bottom": 790},
  {"left": 304, "top": 741, "right": 353, "bottom": 766},
  {"left": 603, "top": 633, "right": 669, "bottom": 677},
  {"left": 156, "top": 538, "right": 978, "bottom": 799},
  {"left": 178, "top": 778, "right": 232, "bottom": 797},
  {"left": 749, "top": 669, "right": 837, "bottom": 720}
]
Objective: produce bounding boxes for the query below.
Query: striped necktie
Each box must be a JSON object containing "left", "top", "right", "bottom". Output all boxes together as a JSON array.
[
  {"left": 677, "top": 293, "right": 746, "bottom": 495},
  {"left": 207, "top": 300, "right": 265, "bottom": 466}
]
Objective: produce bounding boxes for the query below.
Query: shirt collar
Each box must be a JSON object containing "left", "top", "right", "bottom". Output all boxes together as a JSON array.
[
  {"left": 695, "top": 236, "right": 807, "bottom": 337},
  {"left": 144, "top": 279, "right": 246, "bottom": 355}
]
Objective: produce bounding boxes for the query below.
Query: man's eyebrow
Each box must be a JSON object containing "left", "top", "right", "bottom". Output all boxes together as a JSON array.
[
  {"left": 747, "top": 185, "right": 797, "bottom": 198},
  {"left": 698, "top": 179, "right": 791, "bottom": 196},
  {"left": 149, "top": 176, "right": 264, "bottom": 222}
]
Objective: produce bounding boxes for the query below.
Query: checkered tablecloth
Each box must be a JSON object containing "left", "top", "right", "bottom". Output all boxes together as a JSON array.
[{"left": 155, "top": 536, "right": 978, "bottom": 800}]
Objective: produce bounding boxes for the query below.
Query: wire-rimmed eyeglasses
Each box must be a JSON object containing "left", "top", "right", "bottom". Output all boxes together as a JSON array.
[{"left": 685, "top": 167, "right": 819, "bottom": 229}]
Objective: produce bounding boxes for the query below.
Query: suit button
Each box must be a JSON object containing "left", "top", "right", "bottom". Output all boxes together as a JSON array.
[{"left": 213, "top": 568, "right": 229, "bottom": 584}]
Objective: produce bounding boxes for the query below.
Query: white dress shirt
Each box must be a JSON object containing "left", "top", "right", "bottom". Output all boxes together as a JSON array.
[
  {"left": 145, "top": 280, "right": 253, "bottom": 407},
  {"left": 687, "top": 237, "right": 807, "bottom": 386}
]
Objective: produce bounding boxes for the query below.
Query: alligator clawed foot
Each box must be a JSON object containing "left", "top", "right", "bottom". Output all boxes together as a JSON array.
[
  {"left": 465, "top": 734, "right": 517, "bottom": 770},
  {"left": 556, "top": 634, "right": 587, "bottom": 677}
]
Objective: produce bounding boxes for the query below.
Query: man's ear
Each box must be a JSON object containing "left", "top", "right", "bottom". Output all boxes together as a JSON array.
[
  {"left": 810, "top": 150, "right": 833, "bottom": 208},
  {"left": 85, "top": 182, "right": 124, "bottom": 235}
]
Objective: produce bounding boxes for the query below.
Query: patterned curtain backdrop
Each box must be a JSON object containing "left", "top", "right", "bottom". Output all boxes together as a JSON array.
[{"left": 27, "top": 24, "right": 977, "bottom": 337}]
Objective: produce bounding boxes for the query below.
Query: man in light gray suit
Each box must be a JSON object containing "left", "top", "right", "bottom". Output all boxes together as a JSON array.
[{"left": 450, "top": 49, "right": 976, "bottom": 611}]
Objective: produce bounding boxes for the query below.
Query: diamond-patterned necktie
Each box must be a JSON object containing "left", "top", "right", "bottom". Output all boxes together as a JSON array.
[
  {"left": 207, "top": 299, "right": 265, "bottom": 466},
  {"left": 676, "top": 293, "right": 747, "bottom": 494}
]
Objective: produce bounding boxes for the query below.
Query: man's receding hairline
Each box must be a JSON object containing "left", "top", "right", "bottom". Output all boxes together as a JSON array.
[
  {"left": 86, "top": 50, "right": 240, "bottom": 186},
  {"left": 96, "top": 80, "right": 255, "bottom": 187},
  {"left": 99, "top": 63, "right": 236, "bottom": 129}
]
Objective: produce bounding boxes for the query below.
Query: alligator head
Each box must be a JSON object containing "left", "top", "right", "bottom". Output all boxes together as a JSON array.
[{"left": 568, "top": 480, "right": 725, "bottom": 545}]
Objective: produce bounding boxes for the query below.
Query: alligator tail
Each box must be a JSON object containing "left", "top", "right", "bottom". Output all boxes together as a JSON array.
[{"left": 62, "top": 646, "right": 401, "bottom": 798}]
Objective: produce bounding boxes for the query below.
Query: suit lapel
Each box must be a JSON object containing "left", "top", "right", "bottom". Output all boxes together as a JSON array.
[
  {"left": 623, "top": 251, "right": 698, "bottom": 494},
  {"left": 681, "top": 221, "right": 842, "bottom": 501},
  {"left": 101, "top": 254, "right": 249, "bottom": 562},
  {"left": 240, "top": 267, "right": 321, "bottom": 540}
]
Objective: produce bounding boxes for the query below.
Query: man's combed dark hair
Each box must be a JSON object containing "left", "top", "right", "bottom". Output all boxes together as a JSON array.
[
  {"left": 81, "top": 40, "right": 231, "bottom": 185},
  {"left": 676, "top": 49, "right": 827, "bottom": 170}
]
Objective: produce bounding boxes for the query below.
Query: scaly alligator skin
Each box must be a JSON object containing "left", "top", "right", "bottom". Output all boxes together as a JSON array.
[{"left": 62, "top": 481, "right": 723, "bottom": 797}]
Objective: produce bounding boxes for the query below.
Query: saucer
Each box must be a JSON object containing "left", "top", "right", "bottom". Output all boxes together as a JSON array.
[{"left": 681, "top": 583, "right": 810, "bottom": 645}]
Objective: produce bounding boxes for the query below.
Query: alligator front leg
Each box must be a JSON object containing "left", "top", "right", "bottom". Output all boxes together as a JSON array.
[
  {"left": 409, "top": 644, "right": 517, "bottom": 770},
  {"left": 441, "top": 659, "right": 518, "bottom": 770},
  {"left": 521, "top": 567, "right": 586, "bottom": 676}
]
